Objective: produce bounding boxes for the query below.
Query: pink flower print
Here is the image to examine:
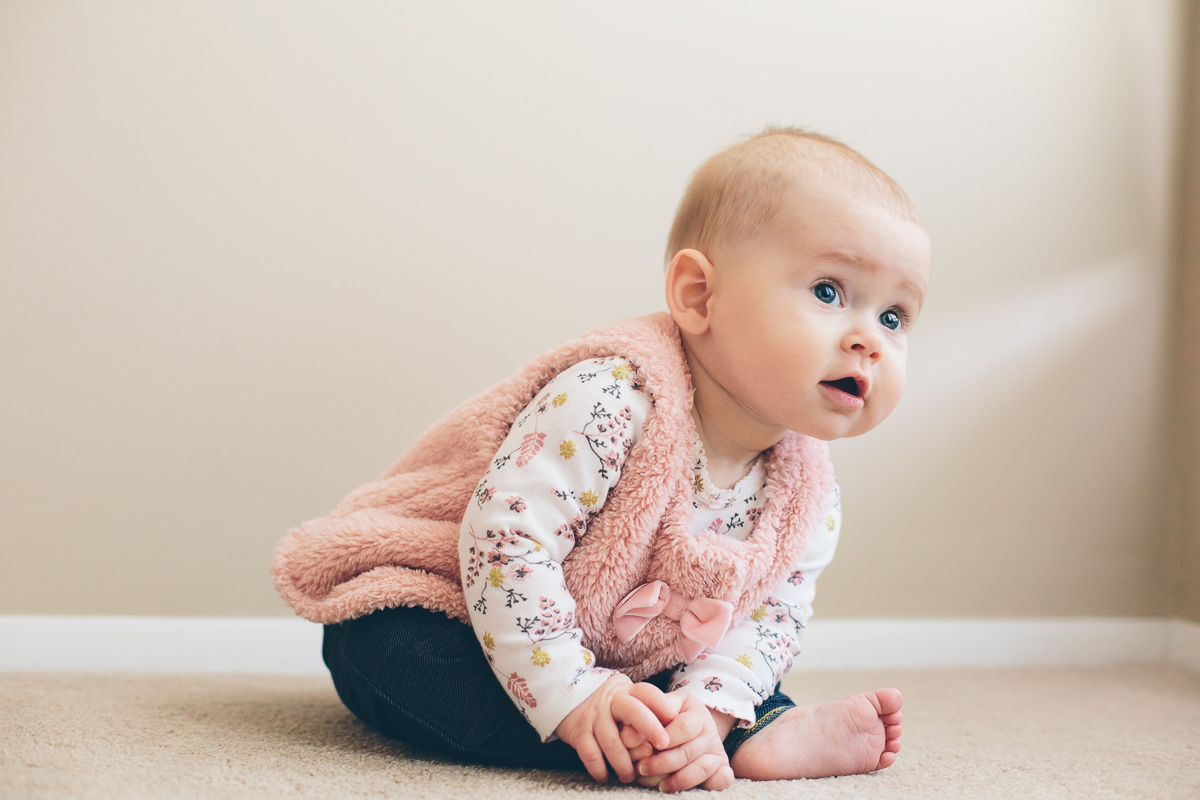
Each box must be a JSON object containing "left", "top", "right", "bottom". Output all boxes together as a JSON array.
[
  {"left": 787, "top": 571, "right": 804, "bottom": 586},
  {"left": 707, "top": 518, "right": 725, "bottom": 535},
  {"left": 747, "top": 508, "right": 762, "bottom": 525},
  {"left": 604, "top": 451, "right": 622, "bottom": 472},
  {"left": 553, "top": 512, "right": 586, "bottom": 542},
  {"left": 486, "top": 551, "right": 511, "bottom": 567},
  {"left": 533, "top": 597, "right": 573, "bottom": 638},
  {"left": 507, "top": 495, "right": 526, "bottom": 513},
  {"left": 773, "top": 612, "right": 788, "bottom": 625},
  {"left": 552, "top": 511, "right": 587, "bottom": 541},
  {"left": 507, "top": 673, "right": 537, "bottom": 708},
  {"left": 516, "top": 432, "right": 546, "bottom": 467},
  {"left": 703, "top": 677, "right": 723, "bottom": 692},
  {"left": 510, "top": 564, "right": 532, "bottom": 582}
]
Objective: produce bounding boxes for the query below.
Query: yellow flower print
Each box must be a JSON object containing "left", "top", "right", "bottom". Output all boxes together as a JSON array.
[
  {"left": 581, "top": 649, "right": 593, "bottom": 666},
  {"left": 825, "top": 513, "right": 836, "bottom": 531},
  {"left": 531, "top": 647, "right": 551, "bottom": 667},
  {"left": 611, "top": 364, "right": 632, "bottom": 381},
  {"left": 487, "top": 566, "right": 505, "bottom": 588},
  {"left": 560, "top": 440, "right": 577, "bottom": 459},
  {"left": 735, "top": 653, "right": 753, "bottom": 668},
  {"left": 750, "top": 606, "right": 767, "bottom": 622},
  {"left": 552, "top": 392, "right": 568, "bottom": 407},
  {"left": 694, "top": 473, "right": 705, "bottom": 494},
  {"left": 579, "top": 489, "right": 599, "bottom": 507},
  {"left": 483, "top": 632, "right": 495, "bottom": 651}
]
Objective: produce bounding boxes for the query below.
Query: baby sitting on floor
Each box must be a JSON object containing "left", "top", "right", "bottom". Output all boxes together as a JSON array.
[{"left": 273, "top": 126, "right": 931, "bottom": 792}]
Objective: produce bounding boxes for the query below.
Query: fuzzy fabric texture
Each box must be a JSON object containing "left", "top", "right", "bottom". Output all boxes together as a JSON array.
[{"left": 271, "top": 313, "right": 835, "bottom": 680}]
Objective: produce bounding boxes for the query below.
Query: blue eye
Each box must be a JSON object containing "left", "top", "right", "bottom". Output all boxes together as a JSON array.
[
  {"left": 812, "top": 282, "right": 839, "bottom": 305},
  {"left": 880, "top": 310, "right": 901, "bottom": 330}
]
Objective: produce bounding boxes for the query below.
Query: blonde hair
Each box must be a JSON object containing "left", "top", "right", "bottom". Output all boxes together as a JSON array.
[{"left": 665, "top": 126, "right": 922, "bottom": 265}]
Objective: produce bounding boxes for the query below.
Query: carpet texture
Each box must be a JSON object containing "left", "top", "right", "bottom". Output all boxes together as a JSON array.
[{"left": 3, "top": 666, "right": 1198, "bottom": 799}]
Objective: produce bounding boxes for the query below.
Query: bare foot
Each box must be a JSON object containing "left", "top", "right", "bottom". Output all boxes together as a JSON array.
[{"left": 729, "top": 689, "right": 903, "bottom": 780}]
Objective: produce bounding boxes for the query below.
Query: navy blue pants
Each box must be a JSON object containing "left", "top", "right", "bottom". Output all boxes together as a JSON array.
[{"left": 322, "top": 604, "right": 793, "bottom": 771}]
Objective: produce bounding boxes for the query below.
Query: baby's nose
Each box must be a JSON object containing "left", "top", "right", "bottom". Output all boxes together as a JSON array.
[{"left": 851, "top": 341, "right": 882, "bottom": 362}]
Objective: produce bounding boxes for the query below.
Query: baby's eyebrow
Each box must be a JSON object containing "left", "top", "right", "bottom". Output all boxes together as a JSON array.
[
  {"left": 814, "top": 251, "right": 863, "bottom": 267},
  {"left": 815, "top": 254, "right": 927, "bottom": 308}
]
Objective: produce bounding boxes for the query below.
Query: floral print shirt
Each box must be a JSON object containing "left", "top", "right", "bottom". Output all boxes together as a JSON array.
[{"left": 458, "top": 357, "right": 841, "bottom": 741}]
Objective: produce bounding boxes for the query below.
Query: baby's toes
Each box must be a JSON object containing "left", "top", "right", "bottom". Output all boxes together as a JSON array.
[
  {"left": 880, "top": 710, "right": 902, "bottom": 726},
  {"left": 873, "top": 688, "right": 903, "bottom": 716}
]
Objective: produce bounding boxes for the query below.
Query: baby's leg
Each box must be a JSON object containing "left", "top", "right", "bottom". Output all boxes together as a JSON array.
[
  {"left": 322, "top": 604, "right": 582, "bottom": 771},
  {"left": 729, "top": 688, "right": 903, "bottom": 781}
]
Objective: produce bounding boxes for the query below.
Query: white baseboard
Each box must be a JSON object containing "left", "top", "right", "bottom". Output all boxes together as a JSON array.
[
  {"left": 797, "top": 617, "right": 1173, "bottom": 670},
  {"left": 0, "top": 616, "right": 327, "bottom": 674},
  {"left": 0, "top": 615, "right": 1195, "bottom": 674}
]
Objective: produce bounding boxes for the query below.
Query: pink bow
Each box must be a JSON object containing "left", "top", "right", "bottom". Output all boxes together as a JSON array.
[{"left": 611, "top": 581, "right": 734, "bottom": 662}]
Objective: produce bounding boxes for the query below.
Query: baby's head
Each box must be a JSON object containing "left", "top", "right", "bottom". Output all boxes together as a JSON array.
[{"left": 664, "top": 127, "right": 932, "bottom": 444}]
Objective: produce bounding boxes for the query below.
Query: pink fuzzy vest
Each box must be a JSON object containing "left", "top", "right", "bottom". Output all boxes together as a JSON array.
[{"left": 271, "top": 313, "right": 835, "bottom": 681}]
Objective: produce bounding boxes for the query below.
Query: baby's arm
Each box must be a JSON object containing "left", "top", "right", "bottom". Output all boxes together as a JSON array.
[{"left": 458, "top": 358, "right": 660, "bottom": 777}]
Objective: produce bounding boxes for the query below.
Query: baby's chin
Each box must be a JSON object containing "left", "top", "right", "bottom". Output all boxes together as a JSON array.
[{"left": 791, "top": 415, "right": 888, "bottom": 442}]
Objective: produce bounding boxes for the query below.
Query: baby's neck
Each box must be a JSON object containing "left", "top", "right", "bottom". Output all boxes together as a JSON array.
[
  {"left": 689, "top": 409, "right": 763, "bottom": 487},
  {"left": 707, "top": 451, "right": 760, "bottom": 491},
  {"left": 684, "top": 343, "right": 784, "bottom": 490}
]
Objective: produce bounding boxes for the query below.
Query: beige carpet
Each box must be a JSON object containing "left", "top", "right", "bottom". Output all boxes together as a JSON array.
[{"left": 3, "top": 666, "right": 1198, "bottom": 799}]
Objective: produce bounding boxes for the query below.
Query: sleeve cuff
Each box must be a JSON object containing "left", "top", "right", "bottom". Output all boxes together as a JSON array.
[
  {"left": 670, "top": 671, "right": 757, "bottom": 730},
  {"left": 528, "top": 667, "right": 617, "bottom": 742}
]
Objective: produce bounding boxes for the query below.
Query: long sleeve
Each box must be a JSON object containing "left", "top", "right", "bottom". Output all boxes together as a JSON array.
[
  {"left": 458, "top": 357, "right": 652, "bottom": 740},
  {"left": 668, "top": 485, "right": 842, "bottom": 727}
]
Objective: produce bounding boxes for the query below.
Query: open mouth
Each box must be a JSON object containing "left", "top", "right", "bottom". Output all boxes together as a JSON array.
[{"left": 821, "top": 377, "right": 861, "bottom": 397}]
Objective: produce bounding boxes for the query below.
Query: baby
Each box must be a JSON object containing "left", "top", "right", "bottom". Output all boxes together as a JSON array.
[{"left": 272, "top": 126, "right": 931, "bottom": 792}]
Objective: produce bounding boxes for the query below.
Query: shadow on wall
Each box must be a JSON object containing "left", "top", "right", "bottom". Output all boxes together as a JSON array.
[
  {"left": 825, "top": 253, "right": 1167, "bottom": 617},
  {"left": 903, "top": 254, "right": 1152, "bottom": 440}
]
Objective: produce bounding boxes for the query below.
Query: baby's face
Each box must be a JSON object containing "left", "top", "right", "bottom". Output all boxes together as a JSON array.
[{"left": 700, "top": 185, "right": 931, "bottom": 441}]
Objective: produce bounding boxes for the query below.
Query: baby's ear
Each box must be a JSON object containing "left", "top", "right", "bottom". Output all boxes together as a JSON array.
[{"left": 665, "top": 249, "right": 715, "bottom": 335}]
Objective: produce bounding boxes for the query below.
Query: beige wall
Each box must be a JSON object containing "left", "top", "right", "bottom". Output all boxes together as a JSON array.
[
  {"left": 0, "top": 1, "right": 1192, "bottom": 619},
  {"left": 1170, "top": 1, "right": 1200, "bottom": 624}
]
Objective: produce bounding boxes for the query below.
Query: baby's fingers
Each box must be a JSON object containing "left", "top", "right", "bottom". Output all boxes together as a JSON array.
[
  {"left": 611, "top": 694, "right": 670, "bottom": 751},
  {"left": 596, "top": 714, "right": 637, "bottom": 783},
  {"left": 659, "top": 705, "right": 707, "bottom": 749},
  {"left": 619, "top": 724, "right": 645, "bottom": 751},
  {"left": 627, "top": 741, "right": 655, "bottom": 762},
  {"left": 629, "top": 682, "right": 686, "bottom": 725},
  {"left": 573, "top": 734, "right": 610, "bottom": 784},
  {"left": 659, "top": 753, "right": 734, "bottom": 794}
]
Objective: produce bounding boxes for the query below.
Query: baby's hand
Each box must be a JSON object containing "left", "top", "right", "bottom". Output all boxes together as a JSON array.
[
  {"left": 622, "top": 692, "right": 734, "bottom": 793},
  {"left": 553, "top": 675, "right": 678, "bottom": 785}
]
